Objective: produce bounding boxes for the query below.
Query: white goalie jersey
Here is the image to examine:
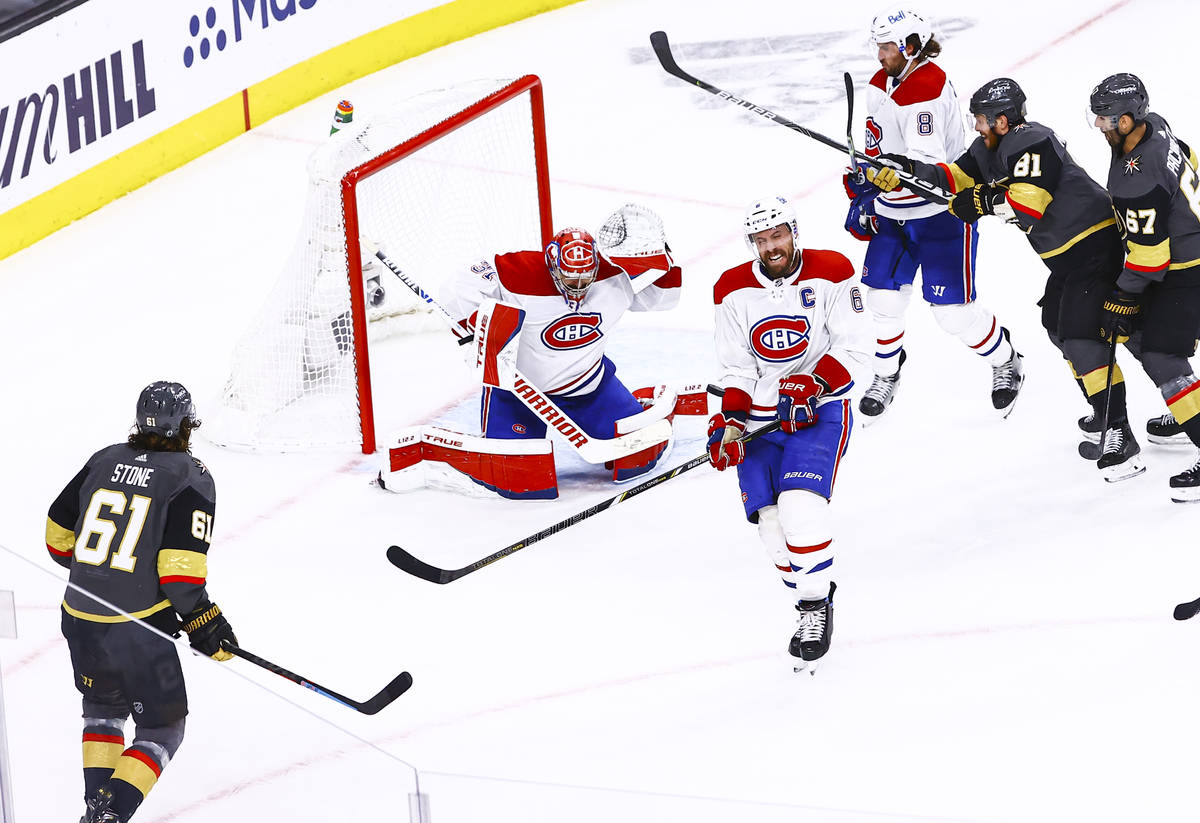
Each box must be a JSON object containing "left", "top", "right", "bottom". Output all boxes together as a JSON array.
[
  {"left": 441, "top": 250, "right": 681, "bottom": 396},
  {"left": 714, "top": 249, "right": 872, "bottom": 425}
]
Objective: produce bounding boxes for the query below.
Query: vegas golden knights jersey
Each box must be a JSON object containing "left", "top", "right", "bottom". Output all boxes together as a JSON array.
[
  {"left": 1105, "top": 112, "right": 1200, "bottom": 290},
  {"left": 46, "top": 443, "right": 217, "bottom": 629},
  {"left": 922, "top": 122, "right": 1117, "bottom": 259}
]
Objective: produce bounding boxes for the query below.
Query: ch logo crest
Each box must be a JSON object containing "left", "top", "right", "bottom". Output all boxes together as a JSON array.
[
  {"left": 541, "top": 314, "right": 603, "bottom": 350},
  {"left": 749, "top": 315, "right": 811, "bottom": 362}
]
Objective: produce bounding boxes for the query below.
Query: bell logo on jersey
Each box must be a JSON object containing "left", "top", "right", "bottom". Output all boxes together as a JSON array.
[
  {"left": 749, "top": 315, "right": 811, "bottom": 362},
  {"left": 541, "top": 313, "right": 603, "bottom": 350},
  {"left": 864, "top": 118, "right": 883, "bottom": 158}
]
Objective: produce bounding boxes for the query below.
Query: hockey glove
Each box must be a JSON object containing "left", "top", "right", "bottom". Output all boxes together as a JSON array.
[
  {"left": 844, "top": 194, "right": 879, "bottom": 241},
  {"left": 707, "top": 411, "right": 747, "bottom": 471},
  {"left": 865, "top": 154, "right": 914, "bottom": 193},
  {"left": 843, "top": 163, "right": 878, "bottom": 199},
  {"left": 181, "top": 602, "right": 237, "bottom": 662},
  {"left": 1100, "top": 288, "right": 1141, "bottom": 342},
  {"left": 777, "top": 373, "right": 824, "bottom": 433},
  {"left": 948, "top": 184, "right": 1005, "bottom": 223}
]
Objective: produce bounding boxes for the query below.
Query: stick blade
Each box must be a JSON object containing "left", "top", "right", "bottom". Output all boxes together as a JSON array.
[
  {"left": 649, "top": 31, "right": 684, "bottom": 78},
  {"left": 359, "top": 671, "right": 414, "bottom": 714},
  {"left": 1174, "top": 600, "right": 1200, "bottom": 621},
  {"left": 387, "top": 545, "right": 453, "bottom": 584}
]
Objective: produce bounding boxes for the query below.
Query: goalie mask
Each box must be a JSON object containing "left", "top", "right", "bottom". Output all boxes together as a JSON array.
[
  {"left": 545, "top": 228, "right": 600, "bottom": 307},
  {"left": 136, "top": 380, "right": 199, "bottom": 438}
]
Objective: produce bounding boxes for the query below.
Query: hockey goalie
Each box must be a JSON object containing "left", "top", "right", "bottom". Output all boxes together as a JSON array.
[{"left": 379, "top": 203, "right": 705, "bottom": 499}]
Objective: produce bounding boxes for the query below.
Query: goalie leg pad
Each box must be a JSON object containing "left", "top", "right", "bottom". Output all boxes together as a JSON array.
[
  {"left": 633, "top": 382, "right": 710, "bottom": 415},
  {"left": 381, "top": 426, "right": 558, "bottom": 500}
]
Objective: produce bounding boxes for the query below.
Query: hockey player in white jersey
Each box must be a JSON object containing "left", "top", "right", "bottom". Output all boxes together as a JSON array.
[
  {"left": 845, "top": 7, "right": 1023, "bottom": 421},
  {"left": 708, "top": 196, "right": 872, "bottom": 672},
  {"left": 440, "top": 207, "right": 682, "bottom": 487}
]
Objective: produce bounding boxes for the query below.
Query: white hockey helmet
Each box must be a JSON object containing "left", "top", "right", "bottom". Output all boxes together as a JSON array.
[
  {"left": 743, "top": 196, "right": 798, "bottom": 247},
  {"left": 871, "top": 7, "right": 933, "bottom": 59}
]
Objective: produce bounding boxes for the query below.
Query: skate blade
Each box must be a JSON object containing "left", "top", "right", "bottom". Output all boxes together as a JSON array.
[
  {"left": 1170, "top": 486, "right": 1200, "bottom": 504},
  {"left": 790, "top": 656, "right": 824, "bottom": 675},
  {"left": 1149, "top": 433, "right": 1192, "bottom": 447},
  {"left": 1101, "top": 456, "right": 1147, "bottom": 483}
]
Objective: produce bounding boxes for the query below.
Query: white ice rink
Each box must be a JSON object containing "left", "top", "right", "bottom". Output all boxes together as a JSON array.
[{"left": 3, "top": 0, "right": 1200, "bottom": 820}]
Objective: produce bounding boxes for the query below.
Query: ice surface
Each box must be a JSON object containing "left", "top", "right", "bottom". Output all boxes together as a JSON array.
[{"left": 2, "top": 1, "right": 1199, "bottom": 821}]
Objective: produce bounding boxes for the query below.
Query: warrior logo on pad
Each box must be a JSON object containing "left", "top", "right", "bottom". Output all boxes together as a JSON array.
[
  {"left": 542, "top": 313, "right": 603, "bottom": 350},
  {"left": 749, "top": 315, "right": 810, "bottom": 362}
]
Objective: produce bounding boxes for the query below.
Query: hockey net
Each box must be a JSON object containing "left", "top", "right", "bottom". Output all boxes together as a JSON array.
[{"left": 205, "top": 76, "right": 552, "bottom": 454}]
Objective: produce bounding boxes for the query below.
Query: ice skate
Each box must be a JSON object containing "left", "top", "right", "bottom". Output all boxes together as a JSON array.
[
  {"left": 858, "top": 351, "right": 906, "bottom": 424},
  {"left": 81, "top": 787, "right": 121, "bottom": 823},
  {"left": 990, "top": 330, "right": 1024, "bottom": 418},
  {"left": 789, "top": 582, "right": 835, "bottom": 675},
  {"left": 1077, "top": 411, "right": 1103, "bottom": 444},
  {"left": 1148, "top": 413, "right": 1190, "bottom": 447},
  {"left": 1096, "top": 421, "right": 1146, "bottom": 482},
  {"left": 1169, "top": 455, "right": 1200, "bottom": 503}
]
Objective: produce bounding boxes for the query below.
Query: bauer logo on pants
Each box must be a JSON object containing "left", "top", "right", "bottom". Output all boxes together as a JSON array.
[
  {"left": 749, "top": 315, "right": 811, "bottom": 362},
  {"left": 541, "top": 313, "right": 603, "bottom": 350}
]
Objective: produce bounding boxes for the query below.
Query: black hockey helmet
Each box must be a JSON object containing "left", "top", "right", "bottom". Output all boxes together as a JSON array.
[
  {"left": 136, "top": 381, "right": 199, "bottom": 438},
  {"left": 1089, "top": 72, "right": 1149, "bottom": 124},
  {"left": 969, "top": 78, "right": 1027, "bottom": 126}
]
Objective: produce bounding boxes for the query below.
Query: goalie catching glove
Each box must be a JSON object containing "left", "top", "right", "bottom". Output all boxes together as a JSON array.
[{"left": 181, "top": 601, "right": 237, "bottom": 661}]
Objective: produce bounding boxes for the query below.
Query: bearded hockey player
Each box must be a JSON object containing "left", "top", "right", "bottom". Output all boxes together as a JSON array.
[
  {"left": 1089, "top": 73, "right": 1200, "bottom": 502},
  {"left": 708, "top": 196, "right": 872, "bottom": 673},
  {"left": 845, "top": 7, "right": 1022, "bottom": 423},
  {"left": 46, "top": 382, "right": 238, "bottom": 822}
]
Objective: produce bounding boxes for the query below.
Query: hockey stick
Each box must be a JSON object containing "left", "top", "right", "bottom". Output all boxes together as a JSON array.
[
  {"left": 367, "top": 243, "right": 672, "bottom": 464},
  {"left": 843, "top": 72, "right": 866, "bottom": 187},
  {"left": 1174, "top": 596, "right": 1200, "bottom": 620},
  {"left": 388, "top": 420, "right": 782, "bottom": 583},
  {"left": 1079, "top": 336, "right": 1121, "bottom": 461},
  {"left": 649, "top": 31, "right": 951, "bottom": 206},
  {"left": 224, "top": 642, "right": 412, "bottom": 715}
]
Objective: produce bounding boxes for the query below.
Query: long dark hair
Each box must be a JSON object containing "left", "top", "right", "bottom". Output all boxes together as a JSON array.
[
  {"left": 127, "top": 419, "right": 198, "bottom": 453},
  {"left": 909, "top": 35, "right": 942, "bottom": 60}
]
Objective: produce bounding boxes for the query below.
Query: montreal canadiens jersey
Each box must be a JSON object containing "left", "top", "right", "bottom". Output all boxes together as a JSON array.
[
  {"left": 714, "top": 249, "right": 873, "bottom": 425},
  {"left": 864, "top": 60, "right": 966, "bottom": 221},
  {"left": 442, "top": 250, "right": 681, "bottom": 397}
]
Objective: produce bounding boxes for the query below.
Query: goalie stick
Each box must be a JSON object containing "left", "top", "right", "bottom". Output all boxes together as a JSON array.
[
  {"left": 649, "top": 31, "right": 951, "bottom": 206},
  {"left": 386, "top": 420, "right": 781, "bottom": 584},
  {"left": 366, "top": 242, "right": 673, "bottom": 465},
  {"left": 1174, "top": 596, "right": 1200, "bottom": 621},
  {"left": 224, "top": 642, "right": 412, "bottom": 715}
]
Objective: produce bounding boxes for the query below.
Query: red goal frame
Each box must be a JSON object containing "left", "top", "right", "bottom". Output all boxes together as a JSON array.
[{"left": 339, "top": 75, "right": 553, "bottom": 454}]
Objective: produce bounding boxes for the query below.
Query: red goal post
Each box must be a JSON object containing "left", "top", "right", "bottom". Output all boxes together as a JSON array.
[{"left": 207, "top": 76, "right": 553, "bottom": 454}]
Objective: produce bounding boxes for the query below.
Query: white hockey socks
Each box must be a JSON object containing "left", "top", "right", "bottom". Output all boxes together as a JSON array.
[
  {"left": 930, "top": 302, "right": 1011, "bottom": 367},
  {"left": 864, "top": 285, "right": 912, "bottom": 377},
  {"left": 755, "top": 505, "right": 797, "bottom": 592},
  {"left": 778, "top": 490, "right": 834, "bottom": 602}
]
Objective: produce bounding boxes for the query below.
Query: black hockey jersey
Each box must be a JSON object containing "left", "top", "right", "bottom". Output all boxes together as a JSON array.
[
  {"left": 917, "top": 121, "right": 1116, "bottom": 259},
  {"left": 46, "top": 443, "right": 217, "bottom": 627},
  {"left": 1105, "top": 112, "right": 1200, "bottom": 291}
]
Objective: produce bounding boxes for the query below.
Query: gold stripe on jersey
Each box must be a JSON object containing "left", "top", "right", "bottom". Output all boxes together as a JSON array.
[
  {"left": 1167, "top": 381, "right": 1200, "bottom": 424},
  {"left": 1126, "top": 237, "right": 1171, "bottom": 271},
  {"left": 62, "top": 598, "right": 173, "bottom": 624},
  {"left": 943, "top": 162, "right": 977, "bottom": 192},
  {"left": 1006, "top": 182, "right": 1053, "bottom": 219},
  {"left": 1081, "top": 363, "right": 1125, "bottom": 396},
  {"left": 46, "top": 518, "right": 75, "bottom": 554},
  {"left": 158, "top": 549, "right": 208, "bottom": 582},
  {"left": 1168, "top": 257, "right": 1200, "bottom": 270},
  {"left": 1038, "top": 218, "right": 1118, "bottom": 259}
]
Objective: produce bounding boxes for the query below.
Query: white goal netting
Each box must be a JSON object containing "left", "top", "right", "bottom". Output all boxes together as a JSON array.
[{"left": 205, "top": 78, "right": 549, "bottom": 453}]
